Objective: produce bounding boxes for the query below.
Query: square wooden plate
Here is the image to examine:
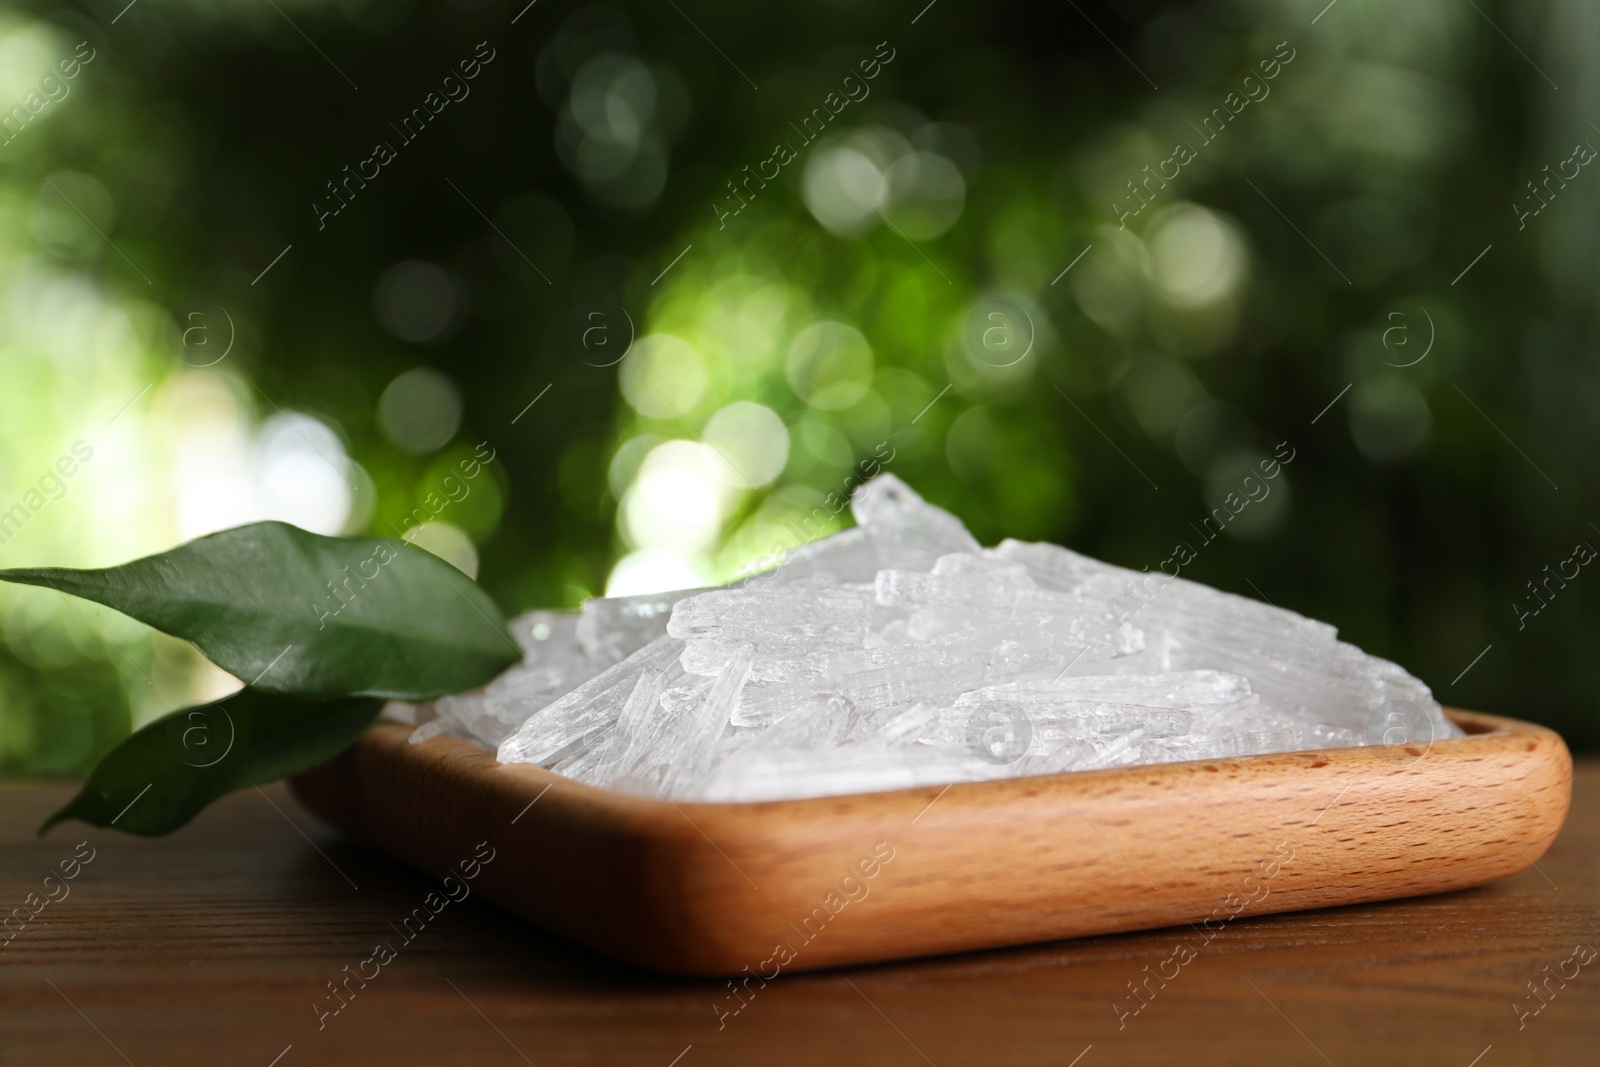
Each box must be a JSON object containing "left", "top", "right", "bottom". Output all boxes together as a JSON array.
[{"left": 290, "top": 709, "right": 1570, "bottom": 976}]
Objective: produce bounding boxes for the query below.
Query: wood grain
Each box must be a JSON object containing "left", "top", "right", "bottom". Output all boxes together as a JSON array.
[
  {"left": 287, "top": 709, "right": 1571, "bottom": 975},
  {"left": 2, "top": 756, "right": 1596, "bottom": 1066}
]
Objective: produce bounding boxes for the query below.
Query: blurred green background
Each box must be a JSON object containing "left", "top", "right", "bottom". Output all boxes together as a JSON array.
[{"left": 1, "top": 0, "right": 1595, "bottom": 774}]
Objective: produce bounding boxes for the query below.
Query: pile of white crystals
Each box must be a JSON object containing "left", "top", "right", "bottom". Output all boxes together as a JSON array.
[{"left": 408, "top": 475, "right": 1457, "bottom": 802}]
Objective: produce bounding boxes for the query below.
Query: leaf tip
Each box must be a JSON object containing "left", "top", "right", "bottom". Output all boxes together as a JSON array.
[{"left": 36, "top": 806, "right": 71, "bottom": 838}]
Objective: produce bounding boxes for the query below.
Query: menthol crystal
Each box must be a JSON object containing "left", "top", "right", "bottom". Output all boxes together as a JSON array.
[{"left": 411, "top": 475, "right": 1457, "bottom": 802}]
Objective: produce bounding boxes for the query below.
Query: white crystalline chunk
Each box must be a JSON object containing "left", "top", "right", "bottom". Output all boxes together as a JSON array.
[
  {"left": 414, "top": 610, "right": 594, "bottom": 749},
  {"left": 669, "top": 582, "right": 868, "bottom": 646},
  {"left": 418, "top": 473, "right": 1455, "bottom": 804},
  {"left": 877, "top": 555, "right": 1049, "bottom": 612},
  {"left": 655, "top": 644, "right": 754, "bottom": 797},
  {"left": 576, "top": 589, "right": 698, "bottom": 663},
  {"left": 851, "top": 474, "right": 981, "bottom": 559},
  {"left": 991, "top": 538, "right": 1450, "bottom": 736},
  {"left": 983, "top": 538, "right": 1115, "bottom": 592},
  {"left": 752, "top": 526, "right": 881, "bottom": 586},
  {"left": 742, "top": 692, "right": 861, "bottom": 750},
  {"left": 751, "top": 475, "right": 981, "bottom": 586},
  {"left": 877, "top": 701, "right": 941, "bottom": 742},
  {"left": 963, "top": 669, "right": 1255, "bottom": 713},
  {"left": 669, "top": 582, "right": 870, "bottom": 679},
  {"left": 955, "top": 670, "right": 1258, "bottom": 740},
  {"left": 549, "top": 666, "right": 670, "bottom": 785},
  {"left": 586, "top": 675, "right": 710, "bottom": 792},
  {"left": 700, "top": 743, "right": 997, "bottom": 803},
  {"left": 495, "top": 636, "right": 686, "bottom": 767}
]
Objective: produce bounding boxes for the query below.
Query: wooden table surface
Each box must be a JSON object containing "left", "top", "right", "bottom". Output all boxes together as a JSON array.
[{"left": 3, "top": 763, "right": 1597, "bottom": 1067}]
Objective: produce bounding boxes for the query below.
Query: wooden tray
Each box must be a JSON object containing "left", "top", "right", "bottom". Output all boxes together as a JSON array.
[{"left": 290, "top": 709, "right": 1571, "bottom": 976}]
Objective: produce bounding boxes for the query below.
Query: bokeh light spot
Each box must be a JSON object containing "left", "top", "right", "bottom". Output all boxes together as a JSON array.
[
  {"left": 1349, "top": 377, "right": 1432, "bottom": 462},
  {"left": 255, "top": 412, "right": 353, "bottom": 536},
  {"left": 622, "top": 439, "right": 728, "bottom": 552},
  {"left": 886, "top": 151, "right": 966, "bottom": 240},
  {"left": 1148, "top": 204, "right": 1248, "bottom": 309},
  {"left": 373, "top": 260, "right": 460, "bottom": 344},
  {"left": 803, "top": 137, "right": 890, "bottom": 236},
  {"left": 703, "top": 401, "right": 790, "bottom": 488},
  {"left": 403, "top": 521, "right": 480, "bottom": 578},
  {"left": 786, "top": 321, "right": 874, "bottom": 411},
  {"left": 619, "top": 334, "right": 707, "bottom": 418},
  {"left": 605, "top": 547, "right": 714, "bottom": 597},
  {"left": 377, "top": 367, "right": 463, "bottom": 455}
]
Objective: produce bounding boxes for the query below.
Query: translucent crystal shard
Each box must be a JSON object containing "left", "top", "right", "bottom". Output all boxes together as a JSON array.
[
  {"left": 576, "top": 589, "right": 697, "bottom": 664},
  {"left": 742, "top": 692, "right": 861, "bottom": 750},
  {"left": 589, "top": 676, "right": 712, "bottom": 793},
  {"left": 990, "top": 538, "right": 1450, "bottom": 737},
  {"left": 494, "top": 636, "right": 685, "bottom": 767},
  {"left": 668, "top": 582, "right": 870, "bottom": 680},
  {"left": 655, "top": 644, "right": 754, "bottom": 797},
  {"left": 748, "top": 475, "right": 981, "bottom": 586},
  {"left": 699, "top": 743, "right": 993, "bottom": 803},
  {"left": 876, "top": 700, "right": 940, "bottom": 742},
  {"left": 876, "top": 555, "right": 1055, "bottom": 614},
  {"left": 851, "top": 474, "right": 981, "bottom": 561},
  {"left": 415, "top": 610, "right": 593, "bottom": 749},
  {"left": 420, "top": 473, "right": 1454, "bottom": 803},
  {"left": 753, "top": 526, "right": 881, "bottom": 586},
  {"left": 551, "top": 666, "right": 671, "bottom": 784}
]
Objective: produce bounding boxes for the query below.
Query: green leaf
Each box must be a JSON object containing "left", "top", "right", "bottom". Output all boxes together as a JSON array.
[
  {"left": 0, "top": 522, "right": 520, "bottom": 699},
  {"left": 40, "top": 688, "right": 384, "bottom": 837}
]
